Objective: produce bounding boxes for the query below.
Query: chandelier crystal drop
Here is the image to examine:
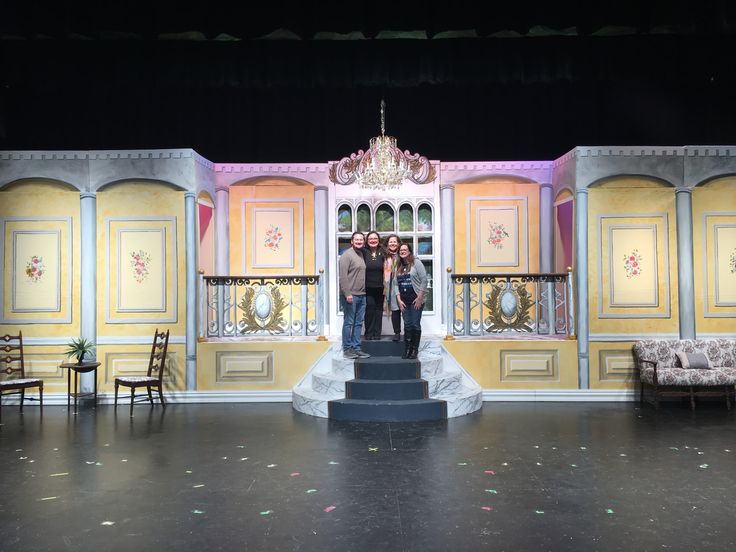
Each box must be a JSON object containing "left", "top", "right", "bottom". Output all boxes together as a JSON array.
[{"left": 329, "top": 100, "right": 436, "bottom": 190}]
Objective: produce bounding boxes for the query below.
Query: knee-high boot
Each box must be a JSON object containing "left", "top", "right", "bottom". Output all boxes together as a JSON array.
[
  {"left": 408, "top": 329, "right": 421, "bottom": 359},
  {"left": 402, "top": 329, "right": 413, "bottom": 359}
]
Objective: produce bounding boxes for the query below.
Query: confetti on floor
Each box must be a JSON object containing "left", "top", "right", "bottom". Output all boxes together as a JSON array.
[
  {"left": 305, "top": 489, "right": 318, "bottom": 494},
  {"left": 535, "top": 510, "right": 545, "bottom": 514},
  {"left": 457, "top": 462, "right": 468, "bottom": 466},
  {"left": 192, "top": 509, "right": 205, "bottom": 515},
  {"left": 260, "top": 510, "right": 273, "bottom": 516},
  {"left": 193, "top": 484, "right": 205, "bottom": 488},
  {"left": 101, "top": 521, "right": 116, "bottom": 526},
  {"left": 368, "top": 447, "right": 378, "bottom": 452},
  {"left": 236, "top": 445, "right": 246, "bottom": 448},
  {"left": 267, "top": 464, "right": 277, "bottom": 468},
  {"left": 290, "top": 472, "right": 300, "bottom": 477},
  {"left": 606, "top": 509, "right": 614, "bottom": 514},
  {"left": 484, "top": 470, "right": 496, "bottom": 475},
  {"left": 485, "top": 489, "right": 498, "bottom": 494},
  {"left": 49, "top": 473, "right": 69, "bottom": 477},
  {"left": 39, "top": 497, "right": 58, "bottom": 501},
  {"left": 481, "top": 506, "right": 493, "bottom": 511},
  {"left": 324, "top": 506, "right": 336, "bottom": 513},
  {"left": 239, "top": 458, "right": 249, "bottom": 461},
  {"left": 328, "top": 461, "right": 339, "bottom": 465},
  {"left": 699, "top": 464, "right": 709, "bottom": 469}
]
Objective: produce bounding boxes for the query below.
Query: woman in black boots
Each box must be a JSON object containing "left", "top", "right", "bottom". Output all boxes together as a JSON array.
[
  {"left": 383, "top": 234, "right": 402, "bottom": 342},
  {"left": 394, "top": 243, "right": 428, "bottom": 359},
  {"left": 363, "top": 231, "right": 385, "bottom": 340}
]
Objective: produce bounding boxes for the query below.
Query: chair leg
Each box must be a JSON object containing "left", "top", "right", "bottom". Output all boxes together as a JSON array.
[
  {"left": 39, "top": 383, "right": 43, "bottom": 415},
  {"left": 147, "top": 386, "right": 154, "bottom": 405},
  {"left": 130, "top": 388, "right": 135, "bottom": 417},
  {"left": 20, "top": 389, "right": 25, "bottom": 412},
  {"left": 654, "top": 384, "right": 660, "bottom": 409},
  {"left": 158, "top": 386, "right": 166, "bottom": 407},
  {"left": 114, "top": 383, "right": 119, "bottom": 408},
  {"left": 640, "top": 382, "right": 644, "bottom": 405}
]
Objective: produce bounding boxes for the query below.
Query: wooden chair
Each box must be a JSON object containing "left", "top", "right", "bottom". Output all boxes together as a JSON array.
[
  {"left": 114, "top": 329, "right": 169, "bottom": 416},
  {"left": 0, "top": 332, "right": 43, "bottom": 421}
]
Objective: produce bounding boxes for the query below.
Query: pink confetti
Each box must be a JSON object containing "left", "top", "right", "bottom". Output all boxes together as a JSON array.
[
  {"left": 481, "top": 506, "right": 493, "bottom": 511},
  {"left": 290, "top": 472, "right": 300, "bottom": 477},
  {"left": 484, "top": 470, "right": 496, "bottom": 475},
  {"left": 324, "top": 506, "right": 336, "bottom": 513}
]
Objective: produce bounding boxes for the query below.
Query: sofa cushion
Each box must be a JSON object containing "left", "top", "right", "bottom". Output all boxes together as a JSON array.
[
  {"left": 639, "top": 366, "right": 736, "bottom": 386},
  {"left": 676, "top": 351, "right": 711, "bottom": 369}
]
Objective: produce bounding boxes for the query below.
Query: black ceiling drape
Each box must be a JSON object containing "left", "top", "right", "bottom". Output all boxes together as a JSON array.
[{"left": 1, "top": 35, "right": 735, "bottom": 162}]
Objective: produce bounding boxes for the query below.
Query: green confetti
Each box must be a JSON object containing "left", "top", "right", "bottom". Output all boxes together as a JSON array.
[
  {"left": 260, "top": 510, "right": 273, "bottom": 516},
  {"left": 191, "top": 509, "right": 205, "bottom": 515},
  {"left": 699, "top": 464, "right": 709, "bottom": 469},
  {"left": 606, "top": 509, "right": 614, "bottom": 514},
  {"left": 485, "top": 489, "right": 498, "bottom": 494},
  {"left": 570, "top": 464, "right": 578, "bottom": 468},
  {"left": 457, "top": 462, "right": 468, "bottom": 466},
  {"left": 368, "top": 447, "right": 378, "bottom": 452},
  {"left": 535, "top": 510, "right": 545, "bottom": 515},
  {"left": 305, "top": 489, "right": 318, "bottom": 494}
]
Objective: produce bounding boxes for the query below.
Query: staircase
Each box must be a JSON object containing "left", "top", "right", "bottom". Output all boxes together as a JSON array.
[{"left": 293, "top": 337, "right": 483, "bottom": 421}]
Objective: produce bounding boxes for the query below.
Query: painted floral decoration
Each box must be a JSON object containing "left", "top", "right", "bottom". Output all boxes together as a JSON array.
[
  {"left": 624, "top": 249, "right": 643, "bottom": 278},
  {"left": 487, "top": 222, "right": 510, "bottom": 250},
  {"left": 130, "top": 250, "right": 152, "bottom": 283},
  {"left": 730, "top": 249, "right": 736, "bottom": 274},
  {"left": 264, "top": 225, "right": 283, "bottom": 250},
  {"left": 25, "top": 255, "right": 45, "bottom": 282}
]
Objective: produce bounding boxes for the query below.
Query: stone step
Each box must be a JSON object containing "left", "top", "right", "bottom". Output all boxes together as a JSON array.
[
  {"left": 346, "top": 379, "right": 428, "bottom": 400},
  {"left": 328, "top": 398, "right": 447, "bottom": 422},
  {"left": 354, "top": 356, "right": 421, "bottom": 380}
]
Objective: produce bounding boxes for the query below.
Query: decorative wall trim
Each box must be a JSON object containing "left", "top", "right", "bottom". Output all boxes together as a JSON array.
[
  {"left": 240, "top": 198, "right": 304, "bottom": 274},
  {"left": 597, "top": 213, "right": 671, "bottom": 318},
  {"left": 702, "top": 212, "right": 736, "bottom": 317},
  {"left": 215, "top": 163, "right": 327, "bottom": 174},
  {"left": 0, "top": 216, "right": 73, "bottom": 324},
  {"left": 500, "top": 350, "right": 559, "bottom": 382},
  {"left": 215, "top": 351, "right": 275, "bottom": 383},
  {"left": 441, "top": 161, "right": 553, "bottom": 172},
  {"left": 598, "top": 349, "right": 636, "bottom": 382},
  {"left": 105, "top": 216, "right": 178, "bottom": 324},
  {"left": 589, "top": 333, "right": 679, "bottom": 341},
  {"left": 482, "top": 389, "right": 637, "bottom": 401},
  {"left": 466, "top": 196, "right": 529, "bottom": 272},
  {"left": 577, "top": 147, "right": 684, "bottom": 158}
]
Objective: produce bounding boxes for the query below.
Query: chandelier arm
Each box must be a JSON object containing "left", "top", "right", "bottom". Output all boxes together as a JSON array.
[{"left": 328, "top": 150, "right": 365, "bottom": 185}]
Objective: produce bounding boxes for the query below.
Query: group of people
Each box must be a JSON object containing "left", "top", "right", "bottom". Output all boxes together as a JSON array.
[{"left": 338, "top": 231, "right": 428, "bottom": 360}]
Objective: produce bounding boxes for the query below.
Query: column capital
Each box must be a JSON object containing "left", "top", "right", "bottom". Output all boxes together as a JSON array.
[
  {"left": 539, "top": 183, "right": 554, "bottom": 191},
  {"left": 675, "top": 187, "right": 693, "bottom": 195},
  {"left": 80, "top": 192, "right": 97, "bottom": 200},
  {"left": 184, "top": 191, "right": 196, "bottom": 199},
  {"left": 575, "top": 187, "right": 589, "bottom": 196},
  {"left": 439, "top": 183, "right": 455, "bottom": 191},
  {"left": 215, "top": 185, "right": 230, "bottom": 194},
  {"left": 314, "top": 185, "right": 330, "bottom": 193}
]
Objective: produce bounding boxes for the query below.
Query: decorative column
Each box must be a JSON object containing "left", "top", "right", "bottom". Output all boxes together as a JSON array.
[
  {"left": 675, "top": 187, "right": 696, "bottom": 339},
  {"left": 314, "top": 185, "right": 330, "bottom": 332},
  {"left": 215, "top": 186, "right": 230, "bottom": 276},
  {"left": 539, "top": 183, "right": 556, "bottom": 334},
  {"left": 80, "top": 192, "right": 97, "bottom": 394},
  {"left": 574, "top": 187, "right": 589, "bottom": 389},
  {"left": 440, "top": 182, "right": 455, "bottom": 332},
  {"left": 185, "top": 192, "right": 197, "bottom": 390}
]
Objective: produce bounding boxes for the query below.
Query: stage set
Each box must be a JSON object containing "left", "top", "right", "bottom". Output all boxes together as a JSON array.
[{"left": 1, "top": 144, "right": 735, "bottom": 422}]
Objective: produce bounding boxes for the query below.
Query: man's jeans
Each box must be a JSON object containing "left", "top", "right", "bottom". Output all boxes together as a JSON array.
[{"left": 341, "top": 294, "right": 366, "bottom": 351}]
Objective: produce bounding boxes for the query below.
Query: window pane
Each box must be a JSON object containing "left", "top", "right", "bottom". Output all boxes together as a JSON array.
[
  {"left": 418, "top": 203, "right": 432, "bottom": 231},
  {"left": 421, "top": 260, "right": 433, "bottom": 311},
  {"left": 399, "top": 204, "right": 414, "bottom": 232},
  {"left": 375, "top": 204, "right": 395, "bottom": 233},
  {"left": 337, "top": 204, "right": 352, "bottom": 233},
  {"left": 356, "top": 204, "right": 371, "bottom": 232},
  {"left": 338, "top": 237, "right": 352, "bottom": 256},
  {"left": 417, "top": 237, "right": 433, "bottom": 256}
]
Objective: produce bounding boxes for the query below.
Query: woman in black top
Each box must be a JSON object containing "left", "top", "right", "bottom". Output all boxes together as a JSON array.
[{"left": 363, "top": 231, "right": 385, "bottom": 340}]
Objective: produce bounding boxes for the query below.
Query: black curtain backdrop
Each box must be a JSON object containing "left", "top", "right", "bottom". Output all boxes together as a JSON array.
[{"left": 1, "top": 34, "right": 735, "bottom": 162}]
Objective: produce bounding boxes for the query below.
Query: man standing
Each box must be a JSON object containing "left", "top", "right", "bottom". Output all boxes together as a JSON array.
[{"left": 339, "top": 232, "right": 370, "bottom": 359}]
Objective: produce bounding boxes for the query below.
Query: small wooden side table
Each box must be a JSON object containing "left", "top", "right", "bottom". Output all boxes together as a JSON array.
[{"left": 60, "top": 361, "right": 101, "bottom": 413}]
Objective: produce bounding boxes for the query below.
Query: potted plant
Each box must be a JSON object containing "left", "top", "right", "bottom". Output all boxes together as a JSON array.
[{"left": 64, "top": 337, "right": 96, "bottom": 364}]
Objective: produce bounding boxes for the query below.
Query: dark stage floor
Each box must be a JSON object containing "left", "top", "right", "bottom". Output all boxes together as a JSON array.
[{"left": 1, "top": 402, "right": 735, "bottom": 551}]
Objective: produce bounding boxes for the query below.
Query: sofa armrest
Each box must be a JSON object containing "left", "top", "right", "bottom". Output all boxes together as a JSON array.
[{"left": 638, "top": 358, "right": 658, "bottom": 367}]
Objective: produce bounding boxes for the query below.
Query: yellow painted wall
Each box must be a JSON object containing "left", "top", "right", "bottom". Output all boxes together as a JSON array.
[
  {"left": 96, "top": 182, "right": 186, "bottom": 338},
  {"left": 588, "top": 341, "right": 637, "bottom": 389},
  {"left": 0, "top": 181, "right": 81, "bottom": 338},
  {"left": 588, "top": 180, "right": 679, "bottom": 335},
  {"left": 692, "top": 177, "right": 736, "bottom": 334},
  {"left": 443, "top": 339, "right": 578, "bottom": 389},
  {"left": 453, "top": 179, "right": 541, "bottom": 273},
  {"left": 196, "top": 340, "right": 331, "bottom": 390},
  {"left": 96, "top": 343, "right": 186, "bottom": 393},
  {"left": 228, "top": 180, "right": 316, "bottom": 276}
]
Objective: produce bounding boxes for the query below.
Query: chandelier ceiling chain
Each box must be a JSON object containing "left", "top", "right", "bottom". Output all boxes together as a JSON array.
[{"left": 329, "top": 100, "right": 436, "bottom": 190}]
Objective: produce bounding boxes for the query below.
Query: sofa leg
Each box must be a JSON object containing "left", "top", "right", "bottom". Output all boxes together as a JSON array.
[
  {"left": 689, "top": 386, "right": 695, "bottom": 411},
  {"left": 726, "top": 386, "right": 731, "bottom": 411}
]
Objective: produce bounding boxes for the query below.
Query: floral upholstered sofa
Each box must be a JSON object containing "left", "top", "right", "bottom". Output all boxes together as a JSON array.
[{"left": 633, "top": 338, "right": 736, "bottom": 410}]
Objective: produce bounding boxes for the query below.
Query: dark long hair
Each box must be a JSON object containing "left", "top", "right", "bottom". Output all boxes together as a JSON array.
[{"left": 397, "top": 243, "right": 415, "bottom": 274}]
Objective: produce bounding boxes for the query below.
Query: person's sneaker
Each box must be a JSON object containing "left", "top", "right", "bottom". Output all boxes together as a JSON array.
[
  {"left": 343, "top": 349, "right": 359, "bottom": 359},
  {"left": 354, "top": 349, "right": 371, "bottom": 358}
]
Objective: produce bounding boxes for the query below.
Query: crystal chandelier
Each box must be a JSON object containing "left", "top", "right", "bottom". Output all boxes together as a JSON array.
[{"left": 329, "top": 100, "right": 436, "bottom": 190}]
